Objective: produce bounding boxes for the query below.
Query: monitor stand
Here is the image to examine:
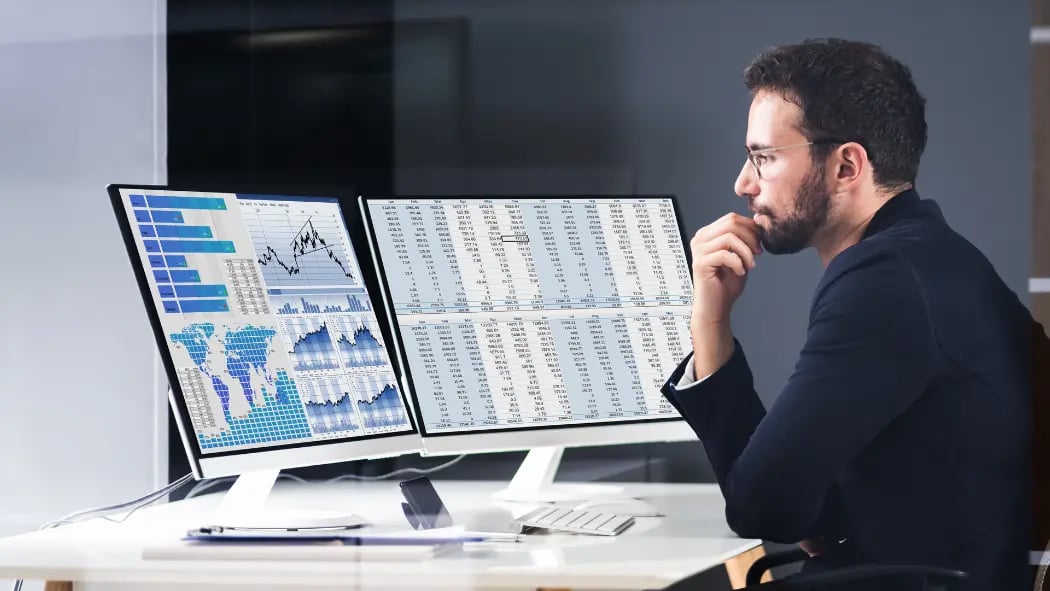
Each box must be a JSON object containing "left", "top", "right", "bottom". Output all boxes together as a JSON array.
[
  {"left": 491, "top": 446, "right": 627, "bottom": 503},
  {"left": 207, "top": 469, "right": 368, "bottom": 529}
]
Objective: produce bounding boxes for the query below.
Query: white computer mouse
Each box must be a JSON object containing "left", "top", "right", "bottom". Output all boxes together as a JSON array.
[{"left": 571, "top": 498, "right": 664, "bottom": 517}]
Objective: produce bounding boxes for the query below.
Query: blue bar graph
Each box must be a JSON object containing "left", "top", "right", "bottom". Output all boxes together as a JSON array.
[
  {"left": 179, "top": 299, "right": 229, "bottom": 313},
  {"left": 159, "top": 240, "right": 235, "bottom": 253},
  {"left": 170, "top": 270, "right": 201, "bottom": 283},
  {"left": 136, "top": 194, "right": 235, "bottom": 317},
  {"left": 155, "top": 225, "right": 213, "bottom": 239},
  {"left": 174, "top": 284, "right": 228, "bottom": 298},
  {"left": 273, "top": 293, "right": 373, "bottom": 315},
  {"left": 345, "top": 294, "right": 371, "bottom": 313},
  {"left": 145, "top": 195, "right": 227, "bottom": 210},
  {"left": 151, "top": 210, "right": 184, "bottom": 223}
]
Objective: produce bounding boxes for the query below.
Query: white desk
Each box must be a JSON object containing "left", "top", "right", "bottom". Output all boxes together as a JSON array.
[{"left": 0, "top": 481, "right": 764, "bottom": 591}]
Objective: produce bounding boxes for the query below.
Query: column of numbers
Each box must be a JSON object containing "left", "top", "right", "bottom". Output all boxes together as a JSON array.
[
  {"left": 582, "top": 316, "right": 623, "bottom": 416},
  {"left": 587, "top": 203, "right": 620, "bottom": 306},
  {"left": 416, "top": 206, "right": 443, "bottom": 311},
  {"left": 406, "top": 205, "right": 433, "bottom": 311},
  {"left": 408, "top": 322, "right": 449, "bottom": 427},
  {"left": 504, "top": 319, "right": 546, "bottom": 421},
  {"left": 630, "top": 202, "right": 673, "bottom": 304},
  {"left": 525, "top": 319, "right": 572, "bottom": 421},
  {"left": 535, "top": 204, "right": 571, "bottom": 308},
  {"left": 449, "top": 202, "right": 492, "bottom": 311},
  {"left": 456, "top": 321, "right": 497, "bottom": 425},
  {"left": 494, "top": 203, "right": 542, "bottom": 310},
  {"left": 599, "top": 202, "right": 644, "bottom": 306},
  {"left": 609, "top": 315, "right": 647, "bottom": 414},
  {"left": 654, "top": 312, "right": 691, "bottom": 412},
  {"left": 477, "top": 319, "right": 521, "bottom": 424},
  {"left": 431, "top": 203, "right": 469, "bottom": 312},
  {"left": 482, "top": 204, "right": 515, "bottom": 309},
  {"left": 625, "top": 315, "right": 666, "bottom": 401},
  {"left": 224, "top": 258, "right": 270, "bottom": 315},
  {"left": 560, "top": 316, "right": 598, "bottom": 419},
  {"left": 434, "top": 321, "right": 470, "bottom": 424},
  {"left": 560, "top": 202, "right": 595, "bottom": 307},
  {"left": 657, "top": 201, "right": 693, "bottom": 301}
]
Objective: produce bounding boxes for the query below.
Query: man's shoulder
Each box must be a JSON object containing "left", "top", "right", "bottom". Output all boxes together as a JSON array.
[{"left": 820, "top": 238, "right": 916, "bottom": 293}]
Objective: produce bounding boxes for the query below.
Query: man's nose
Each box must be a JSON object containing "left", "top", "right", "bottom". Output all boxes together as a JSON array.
[{"left": 734, "top": 161, "right": 758, "bottom": 199}]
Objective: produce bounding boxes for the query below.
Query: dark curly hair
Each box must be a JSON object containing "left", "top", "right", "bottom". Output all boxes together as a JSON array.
[{"left": 743, "top": 38, "right": 927, "bottom": 191}]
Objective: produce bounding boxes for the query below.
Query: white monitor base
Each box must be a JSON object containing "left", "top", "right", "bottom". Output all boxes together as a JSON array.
[
  {"left": 492, "top": 446, "right": 633, "bottom": 504},
  {"left": 207, "top": 469, "right": 369, "bottom": 529}
]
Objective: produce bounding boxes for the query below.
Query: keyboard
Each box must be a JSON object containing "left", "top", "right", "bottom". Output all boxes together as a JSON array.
[{"left": 510, "top": 506, "right": 635, "bottom": 536}]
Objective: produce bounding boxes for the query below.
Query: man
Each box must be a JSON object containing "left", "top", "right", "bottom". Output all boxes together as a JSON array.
[{"left": 661, "top": 39, "right": 1034, "bottom": 590}]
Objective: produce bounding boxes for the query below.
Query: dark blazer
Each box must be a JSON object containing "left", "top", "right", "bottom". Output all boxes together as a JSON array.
[{"left": 662, "top": 190, "right": 1034, "bottom": 590}]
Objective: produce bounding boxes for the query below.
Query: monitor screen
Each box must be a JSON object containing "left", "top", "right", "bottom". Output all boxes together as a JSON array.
[
  {"left": 111, "top": 187, "right": 417, "bottom": 477},
  {"left": 362, "top": 197, "right": 693, "bottom": 441}
]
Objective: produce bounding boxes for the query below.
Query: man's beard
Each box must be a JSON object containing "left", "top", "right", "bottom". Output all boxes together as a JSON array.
[{"left": 755, "top": 163, "right": 832, "bottom": 255}]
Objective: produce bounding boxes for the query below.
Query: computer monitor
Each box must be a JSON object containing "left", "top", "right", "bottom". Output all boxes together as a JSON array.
[
  {"left": 109, "top": 184, "right": 419, "bottom": 527},
  {"left": 360, "top": 196, "right": 698, "bottom": 502}
]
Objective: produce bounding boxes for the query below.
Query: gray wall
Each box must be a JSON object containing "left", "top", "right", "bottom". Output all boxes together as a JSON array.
[
  {"left": 394, "top": 0, "right": 1031, "bottom": 420},
  {"left": 0, "top": 0, "right": 167, "bottom": 569}
]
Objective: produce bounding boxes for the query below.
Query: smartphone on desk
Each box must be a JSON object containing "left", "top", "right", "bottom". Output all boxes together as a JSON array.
[{"left": 399, "top": 476, "right": 454, "bottom": 530}]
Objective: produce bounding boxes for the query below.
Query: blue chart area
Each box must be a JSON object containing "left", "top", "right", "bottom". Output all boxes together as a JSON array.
[
  {"left": 168, "top": 322, "right": 312, "bottom": 450},
  {"left": 354, "top": 374, "right": 409, "bottom": 430},
  {"left": 298, "top": 377, "right": 360, "bottom": 435},
  {"left": 274, "top": 293, "right": 373, "bottom": 315},
  {"left": 280, "top": 317, "right": 340, "bottom": 372},
  {"left": 329, "top": 316, "right": 387, "bottom": 368},
  {"left": 129, "top": 193, "right": 233, "bottom": 315}
]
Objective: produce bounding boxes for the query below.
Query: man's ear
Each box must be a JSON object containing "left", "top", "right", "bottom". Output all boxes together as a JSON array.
[{"left": 831, "top": 142, "right": 867, "bottom": 190}]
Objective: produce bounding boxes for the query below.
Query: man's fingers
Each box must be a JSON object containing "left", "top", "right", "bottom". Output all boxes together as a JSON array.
[
  {"left": 718, "top": 251, "right": 747, "bottom": 277},
  {"left": 697, "top": 250, "right": 746, "bottom": 277},
  {"left": 698, "top": 233, "right": 756, "bottom": 270},
  {"left": 693, "top": 213, "right": 762, "bottom": 254},
  {"left": 720, "top": 214, "right": 762, "bottom": 254}
]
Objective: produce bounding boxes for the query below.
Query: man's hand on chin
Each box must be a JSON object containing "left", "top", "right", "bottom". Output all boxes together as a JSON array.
[{"left": 688, "top": 212, "right": 762, "bottom": 376}]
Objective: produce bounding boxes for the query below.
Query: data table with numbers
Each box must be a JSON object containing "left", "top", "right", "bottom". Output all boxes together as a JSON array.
[{"left": 366, "top": 197, "right": 695, "bottom": 435}]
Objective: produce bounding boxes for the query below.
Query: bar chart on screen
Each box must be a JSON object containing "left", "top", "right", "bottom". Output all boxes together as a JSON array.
[{"left": 272, "top": 292, "right": 374, "bottom": 315}]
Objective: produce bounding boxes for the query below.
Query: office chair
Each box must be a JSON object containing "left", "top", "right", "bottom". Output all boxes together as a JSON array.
[{"left": 660, "top": 547, "right": 968, "bottom": 591}]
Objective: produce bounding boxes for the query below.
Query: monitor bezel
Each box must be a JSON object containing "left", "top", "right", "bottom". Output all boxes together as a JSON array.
[
  {"left": 108, "top": 183, "right": 422, "bottom": 479},
  {"left": 359, "top": 194, "right": 696, "bottom": 450}
]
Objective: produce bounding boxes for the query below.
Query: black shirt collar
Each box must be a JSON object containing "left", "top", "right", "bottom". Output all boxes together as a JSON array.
[{"left": 861, "top": 188, "right": 920, "bottom": 239}]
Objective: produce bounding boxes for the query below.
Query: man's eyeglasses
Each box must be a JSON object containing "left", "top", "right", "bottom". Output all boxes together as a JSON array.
[{"left": 745, "top": 139, "right": 844, "bottom": 179}]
